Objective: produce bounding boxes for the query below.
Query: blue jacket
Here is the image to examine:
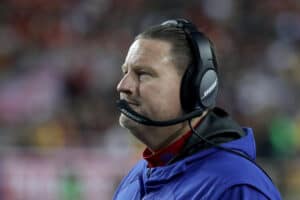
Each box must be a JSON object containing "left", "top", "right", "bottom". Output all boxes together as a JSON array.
[{"left": 113, "top": 128, "right": 282, "bottom": 200}]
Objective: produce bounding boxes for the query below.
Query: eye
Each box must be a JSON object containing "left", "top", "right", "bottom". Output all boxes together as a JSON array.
[
  {"left": 137, "top": 71, "right": 151, "bottom": 81},
  {"left": 137, "top": 71, "right": 148, "bottom": 76}
]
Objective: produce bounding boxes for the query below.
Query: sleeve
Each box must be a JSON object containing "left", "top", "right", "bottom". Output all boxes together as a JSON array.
[{"left": 219, "top": 184, "right": 270, "bottom": 200}]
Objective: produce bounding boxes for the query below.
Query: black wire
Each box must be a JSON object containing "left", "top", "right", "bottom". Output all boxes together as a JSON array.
[
  {"left": 188, "top": 120, "right": 241, "bottom": 153},
  {"left": 187, "top": 119, "right": 274, "bottom": 183}
]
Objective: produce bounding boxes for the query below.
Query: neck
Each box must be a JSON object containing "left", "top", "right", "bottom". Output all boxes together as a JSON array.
[
  {"left": 151, "top": 123, "right": 189, "bottom": 151},
  {"left": 147, "top": 115, "right": 205, "bottom": 151}
]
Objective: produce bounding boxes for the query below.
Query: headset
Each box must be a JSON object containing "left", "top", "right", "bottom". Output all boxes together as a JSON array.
[{"left": 117, "top": 18, "right": 219, "bottom": 126}]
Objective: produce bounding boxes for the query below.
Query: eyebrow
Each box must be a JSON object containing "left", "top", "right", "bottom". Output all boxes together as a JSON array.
[{"left": 121, "top": 64, "right": 155, "bottom": 73}]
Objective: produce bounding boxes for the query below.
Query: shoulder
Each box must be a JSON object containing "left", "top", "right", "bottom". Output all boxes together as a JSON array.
[
  {"left": 220, "top": 184, "right": 282, "bottom": 200},
  {"left": 117, "top": 159, "right": 146, "bottom": 186},
  {"left": 176, "top": 150, "right": 281, "bottom": 199},
  {"left": 185, "top": 150, "right": 269, "bottom": 187},
  {"left": 113, "top": 160, "right": 146, "bottom": 197}
]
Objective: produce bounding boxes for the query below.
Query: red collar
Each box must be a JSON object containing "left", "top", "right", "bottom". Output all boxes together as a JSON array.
[{"left": 143, "top": 129, "right": 192, "bottom": 168}]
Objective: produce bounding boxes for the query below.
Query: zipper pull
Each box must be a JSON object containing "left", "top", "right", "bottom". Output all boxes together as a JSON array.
[{"left": 146, "top": 168, "right": 152, "bottom": 178}]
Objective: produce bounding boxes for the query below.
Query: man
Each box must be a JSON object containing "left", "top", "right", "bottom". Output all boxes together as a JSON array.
[{"left": 113, "top": 19, "right": 281, "bottom": 200}]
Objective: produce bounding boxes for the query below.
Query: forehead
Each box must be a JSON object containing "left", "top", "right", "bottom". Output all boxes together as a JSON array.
[{"left": 123, "top": 38, "right": 174, "bottom": 70}]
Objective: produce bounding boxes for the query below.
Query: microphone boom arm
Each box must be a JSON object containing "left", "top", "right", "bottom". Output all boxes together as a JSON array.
[{"left": 117, "top": 99, "right": 204, "bottom": 126}]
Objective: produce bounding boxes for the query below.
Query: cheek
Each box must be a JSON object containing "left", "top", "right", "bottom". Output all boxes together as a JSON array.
[
  {"left": 162, "top": 90, "right": 182, "bottom": 114},
  {"left": 144, "top": 84, "right": 183, "bottom": 118}
]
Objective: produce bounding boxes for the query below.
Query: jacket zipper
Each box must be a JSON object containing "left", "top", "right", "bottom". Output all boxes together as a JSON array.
[{"left": 146, "top": 168, "right": 152, "bottom": 178}]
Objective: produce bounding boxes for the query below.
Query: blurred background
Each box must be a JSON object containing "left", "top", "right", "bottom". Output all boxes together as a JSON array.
[{"left": 0, "top": 0, "right": 299, "bottom": 199}]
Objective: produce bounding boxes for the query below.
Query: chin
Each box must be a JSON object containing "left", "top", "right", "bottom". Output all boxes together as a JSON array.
[{"left": 119, "top": 114, "right": 139, "bottom": 129}]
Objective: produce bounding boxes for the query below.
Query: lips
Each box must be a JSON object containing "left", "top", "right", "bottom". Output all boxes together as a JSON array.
[
  {"left": 127, "top": 102, "right": 139, "bottom": 107},
  {"left": 122, "top": 98, "right": 140, "bottom": 106}
]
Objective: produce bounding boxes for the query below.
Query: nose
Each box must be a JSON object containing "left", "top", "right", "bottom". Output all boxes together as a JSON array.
[{"left": 117, "top": 73, "right": 136, "bottom": 95}]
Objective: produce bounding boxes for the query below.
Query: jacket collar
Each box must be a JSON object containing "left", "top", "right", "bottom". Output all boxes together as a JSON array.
[
  {"left": 143, "top": 128, "right": 255, "bottom": 184},
  {"left": 143, "top": 107, "right": 252, "bottom": 182},
  {"left": 182, "top": 107, "right": 245, "bottom": 156},
  {"left": 167, "top": 107, "right": 245, "bottom": 163}
]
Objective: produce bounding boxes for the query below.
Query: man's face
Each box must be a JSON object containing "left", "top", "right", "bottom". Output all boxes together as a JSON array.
[{"left": 117, "top": 38, "right": 183, "bottom": 132}]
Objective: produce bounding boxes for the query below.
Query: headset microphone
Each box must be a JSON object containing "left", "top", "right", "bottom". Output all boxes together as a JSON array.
[{"left": 117, "top": 99, "right": 204, "bottom": 126}]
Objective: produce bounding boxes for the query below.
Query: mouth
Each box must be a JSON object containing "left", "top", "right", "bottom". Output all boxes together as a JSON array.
[
  {"left": 127, "top": 102, "right": 140, "bottom": 108},
  {"left": 121, "top": 98, "right": 140, "bottom": 107}
]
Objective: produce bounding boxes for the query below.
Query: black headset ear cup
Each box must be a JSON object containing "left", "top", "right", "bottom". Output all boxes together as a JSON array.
[
  {"left": 162, "top": 18, "right": 218, "bottom": 113},
  {"left": 198, "top": 69, "right": 218, "bottom": 108},
  {"left": 180, "top": 64, "right": 196, "bottom": 113},
  {"left": 181, "top": 67, "right": 218, "bottom": 113}
]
